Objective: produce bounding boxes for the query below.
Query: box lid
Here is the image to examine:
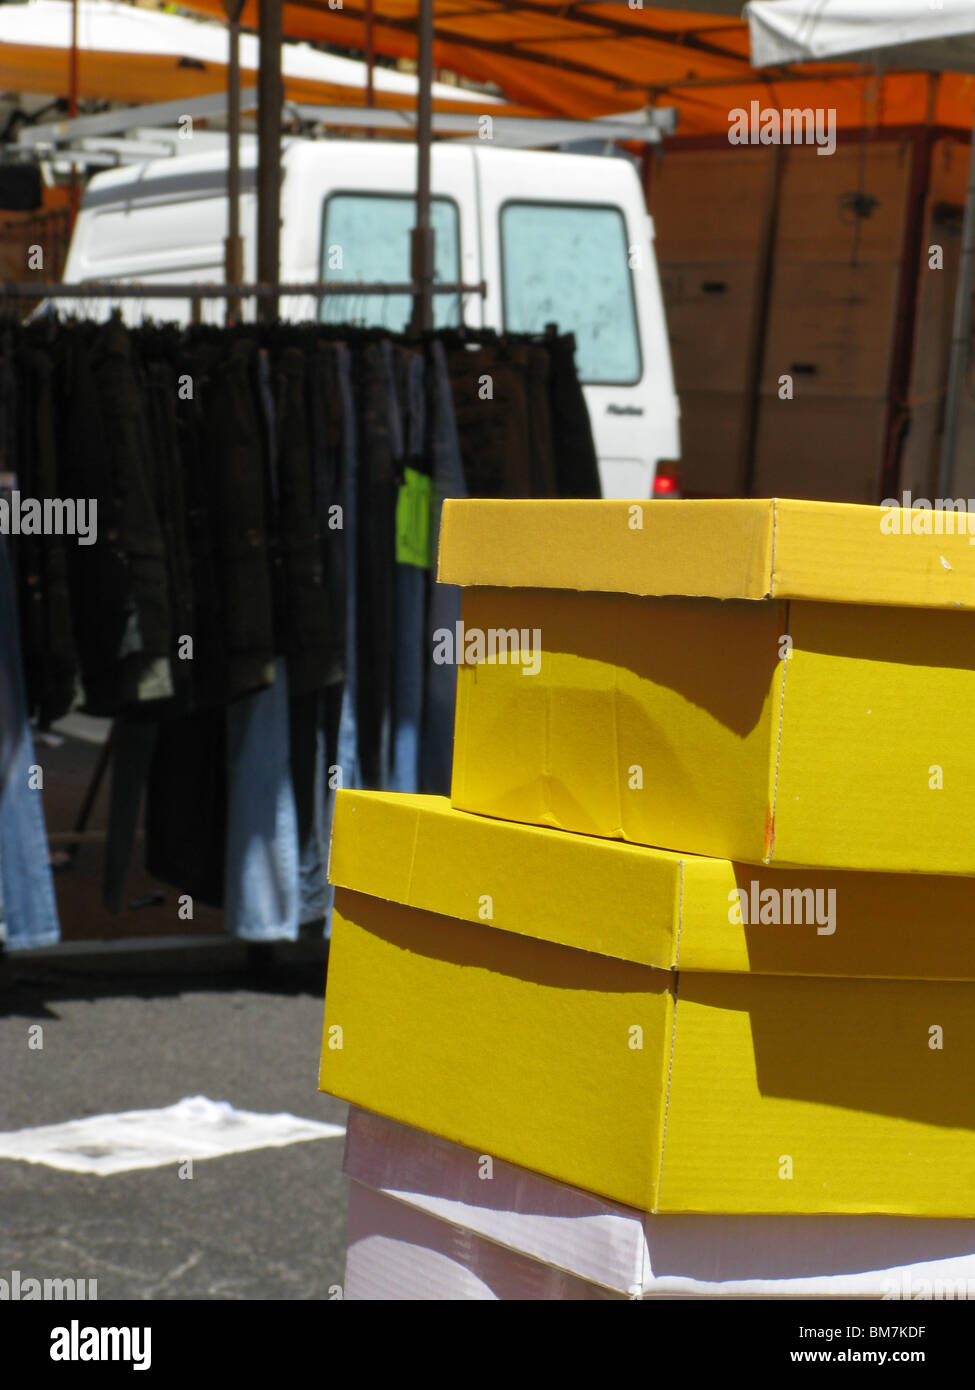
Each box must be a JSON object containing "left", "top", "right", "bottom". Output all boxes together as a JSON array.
[
  {"left": 438, "top": 497, "right": 975, "bottom": 610},
  {"left": 327, "top": 791, "right": 975, "bottom": 980}
]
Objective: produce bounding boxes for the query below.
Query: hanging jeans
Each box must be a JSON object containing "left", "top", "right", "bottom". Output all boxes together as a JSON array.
[
  {"left": 0, "top": 538, "right": 59, "bottom": 949},
  {"left": 321, "top": 344, "right": 361, "bottom": 940},
  {"left": 88, "top": 319, "right": 174, "bottom": 710},
  {"left": 389, "top": 347, "right": 427, "bottom": 795},
  {"left": 420, "top": 339, "right": 468, "bottom": 795},
  {"left": 354, "top": 342, "right": 397, "bottom": 789},
  {"left": 205, "top": 337, "right": 276, "bottom": 703},
  {"left": 224, "top": 659, "right": 300, "bottom": 942},
  {"left": 15, "top": 339, "right": 77, "bottom": 726},
  {"left": 547, "top": 332, "right": 602, "bottom": 499},
  {"left": 103, "top": 716, "right": 159, "bottom": 915},
  {"left": 145, "top": 706, "right": 227, "bottom": 909},
  {"left": 289, "top": 687, "right": 328, "bottom": 927},
  {"left": 334, "top": 343, "right": 361, "bottom": 796}
]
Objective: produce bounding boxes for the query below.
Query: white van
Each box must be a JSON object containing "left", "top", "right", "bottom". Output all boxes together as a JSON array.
[{"left": 62, "top": 139, "right": 680, "bottom": 499}]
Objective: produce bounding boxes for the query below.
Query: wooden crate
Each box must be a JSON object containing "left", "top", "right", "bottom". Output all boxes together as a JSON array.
[
  {"left": 760, "top": 259, "right": 901, "bottom": 397},
  {"left": 659, "top": 260, "right": 762, "bottom": 394},
  {"left": 649, "top": 148, "right": 773, "bottom": 263},
  {"left": 752, "top": 393, "right": 888, "bottom": 502},
  {"left": 774, "top": 142, "right": 912, "bottom": 263},
  {"left": 675, "top": 389, "right": 750, "bottom": 496}
]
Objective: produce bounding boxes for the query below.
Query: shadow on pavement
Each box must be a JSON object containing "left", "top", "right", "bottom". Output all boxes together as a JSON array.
[{"left": 0, "top": 938, "right": 330, "bottom": 1018}]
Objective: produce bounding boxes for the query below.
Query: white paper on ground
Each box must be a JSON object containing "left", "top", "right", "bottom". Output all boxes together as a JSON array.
[
  {"left": 0, "top": 1096, "right": 345, "bottom": 1175},
  {"left": 344, "top": 1108, "right": 975, "bottom": 1299}
]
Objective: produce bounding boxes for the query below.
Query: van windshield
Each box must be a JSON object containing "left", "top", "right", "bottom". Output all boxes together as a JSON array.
[
  {"left": 500, "top": 201, "right": 641, "bottom": 386},
  {"left": 321, "top": 193, "right": 461, "bottom": 331}
]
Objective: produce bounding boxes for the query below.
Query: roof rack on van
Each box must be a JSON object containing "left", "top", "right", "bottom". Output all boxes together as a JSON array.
[{"left": 15, "top": 86, "right": 677, "bottom": 167}]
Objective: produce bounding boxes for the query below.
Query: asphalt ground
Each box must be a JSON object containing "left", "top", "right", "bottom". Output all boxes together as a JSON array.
[{"left": 0, "top": 941, "right": 349, "bottom": 1301}]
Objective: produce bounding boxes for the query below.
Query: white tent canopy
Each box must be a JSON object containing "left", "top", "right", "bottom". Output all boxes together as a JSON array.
[
  {"left": 747, "top": 0, "right": 975, "bottom": 72},
  {"left": 746, "top": 0, "right": 975, "bottom": 497},
  {"left": 0, "top": 0, "right": 492, "bottom": 104}
]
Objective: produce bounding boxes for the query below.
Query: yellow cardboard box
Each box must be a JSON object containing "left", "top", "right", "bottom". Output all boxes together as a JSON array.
[
  {"left": 326, "top": 791, "right": 975, "bottom": 980},
  {"left": 439, "top": 497, "right": 975, "bottom": 874},
  {"left": 319, "top": 792, "right": 975, "bottom": 1215}
]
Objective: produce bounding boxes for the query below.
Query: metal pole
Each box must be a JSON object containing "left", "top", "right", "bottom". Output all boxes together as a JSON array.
[
  {"left": 409, "top": 0, "right": 435, "bottom": 334},
  {"left": 68, "top": 0, "right": 80, "bottom": 226},
  {"left": 225, "top": 1, "right": 245, "bottom": 324},
  {"left": 938, "top": 113, "right": 975, "bottom": 498},
  {"left": 69, "top": 0, "right": 79, "bottom": 117},
  {"left": 257, "top": 0, "right": 283, "bottom": 324},
  {"left": 365, "top": 0, "right": 375, "bottom": 121},
  {"left": 740, "top": 144, "right": 785, "bottom": 498}
]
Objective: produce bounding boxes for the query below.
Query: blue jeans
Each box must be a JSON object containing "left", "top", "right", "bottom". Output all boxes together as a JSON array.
[
  {"left": 290, "top": 688, "right": 328, "bottom": 926},
  {"left": 321, "top": 345, "right": 361, "bottom": 940},
  {"left": 420, "top": 339, "right": 467, "bottom": 795},
  {"left": 224, "top": 659, "right": 300, "bottom": 942},
  {"left": 0, "top": 538, "right": 59, "bottom": 949},
  {"left": 389, "top": 348, "right": 426, "bottom": 795},
  {"left": 334, "top": 344, "right": 361, "bottom": 796}
]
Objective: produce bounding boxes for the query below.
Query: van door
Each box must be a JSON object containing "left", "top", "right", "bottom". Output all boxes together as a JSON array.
[
  {"left": 473, "top": 146, "right": 679, "bottom": 498},
  {"left": 279, "top": 141, "right": 481, "bottom": 333},
  {"left": 61, "top": 152, "right": 259, "bottom": 326}
]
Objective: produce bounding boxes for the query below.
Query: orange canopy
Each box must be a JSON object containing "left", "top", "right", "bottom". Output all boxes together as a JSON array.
[
  {"left": 180, "top": 0, "right": 975, "bottom": 134},
  {"left": 0, "top": 0, "right": 531, "bottom": 113}
]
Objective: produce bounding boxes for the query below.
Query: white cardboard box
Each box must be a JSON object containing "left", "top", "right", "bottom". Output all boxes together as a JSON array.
[
  {"left": 343, "top": 1108, "right": 975, "bottom": 1301},
  {"left": 346, "top": 1182, "right": 620, "bottom": 1300}
]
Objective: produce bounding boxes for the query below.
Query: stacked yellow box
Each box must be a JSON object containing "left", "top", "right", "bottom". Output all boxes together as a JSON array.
[{"left": 321, "top": 498, "right": 975, "bottom": 1220}]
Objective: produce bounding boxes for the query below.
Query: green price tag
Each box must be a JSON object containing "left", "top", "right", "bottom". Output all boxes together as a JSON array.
[{"left": 396, "top": 467, "right": 432, "bottom": 569}]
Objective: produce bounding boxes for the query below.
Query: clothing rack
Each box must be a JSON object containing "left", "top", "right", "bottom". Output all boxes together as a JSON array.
[
  {"left": 0, "top": 281, "right": 486, "bottom": 299},
  {"left": 3, "top": 300, "right": 481, "bottom": 881},
  {"left": 0, "top": 279, "right": 487, "bottom": 328}
]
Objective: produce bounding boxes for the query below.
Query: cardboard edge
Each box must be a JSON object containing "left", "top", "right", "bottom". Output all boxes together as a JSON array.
[
  {"left": 673, "top": 859, "right": 684, "bottom": 972},
  {"left": 329, "top": 791, "right": 688, "bottom": 972},
  {"left": 764, "top": 597, "right": 791, "bottom": 865},
  {"left": 441, "top": 499, "right": 782, "bottom": 601},
  {"left": 651, "top": 980, "right": 680, "bottom": 1216},
  {"left": 767, "top": 496, "right": 778, "bottom": 599}
]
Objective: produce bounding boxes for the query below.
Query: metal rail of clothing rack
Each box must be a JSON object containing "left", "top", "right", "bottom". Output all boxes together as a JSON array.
[
  {"left": 0, "top": 279, "right": 488, "bottom": 324},
  {"left": 0, "top": 283, "right": 486, "bottom": 297}
]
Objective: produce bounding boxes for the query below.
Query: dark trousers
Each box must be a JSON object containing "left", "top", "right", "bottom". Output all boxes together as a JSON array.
[
  {"left": 547, "top": 332, "right": 602, "bottom": 498},
  {"left": 14, "top": 339, "right": 77, "bottom": 724},
  {"left": 354, "top": 342, "right": 397, "bottom": 787},
  {"left": 270, "top": 344, "right": 332, "bottom": 696},
  {"left": 203, "top": 336, "right": 276, "bottom": 701}
]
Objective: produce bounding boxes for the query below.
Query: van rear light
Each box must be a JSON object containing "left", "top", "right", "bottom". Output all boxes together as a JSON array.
[{"left": 652, "top": 462, "right": 681, "bottom": 499}]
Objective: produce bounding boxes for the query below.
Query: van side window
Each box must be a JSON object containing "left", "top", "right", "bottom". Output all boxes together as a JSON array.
[
  {"left": 321, "top": 193, "right": 461, "bottom": 330},
  {"left": 500, "top": 202, "right": 641, "bottom": 385}
]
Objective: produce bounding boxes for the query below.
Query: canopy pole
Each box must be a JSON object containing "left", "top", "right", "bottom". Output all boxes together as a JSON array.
[
  {"left": 938, "top": 112, "right": 975, "bottom": 497},
  {"left": 257, "top": 0, "right": 283, "bottom": 324},
  {"left": 68, "top": 0, "right": 80, "bottom": 225},
  {"left": 225, "top": 0, "right": 245, "bottom": 324},
  {"left": 365, "top": 0, "right": 376, "bottom": 119},
  {"left": 68, "top": 0, "right": 78, "bottom": 117},
  {"left": 409, "top": 0, "right": 435, "bottom": 334}
]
